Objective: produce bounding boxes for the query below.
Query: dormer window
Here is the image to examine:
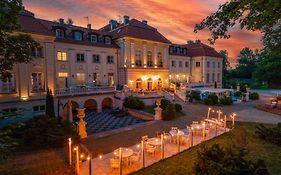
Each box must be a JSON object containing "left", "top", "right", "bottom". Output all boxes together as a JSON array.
[
  {"left": 105, "top": 37, "right": 111, "bottom": 45},
  {"left": 56, "top": 29, "right": 64, "bottom": 38},
  {"left": 90, "top": 34, "right": 97, "bottom": 43},
  {"left": 74, "top": 31, "right": 82, "bottom": 41}
]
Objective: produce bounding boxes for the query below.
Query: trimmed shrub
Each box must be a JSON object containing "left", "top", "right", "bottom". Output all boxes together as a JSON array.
[
  {"left": 194, "top": 144, "right": 269, "bottom": 175},
  {"left": 123, "top": 96, "right": 145, "bottom": 110},
  {"left": 249, "top": 92, "right": 259, "bottom": 100},
  {"left": 160, "top": 99, "right": 171, "bottom": 110},
  {"left": 174, "top": 103, "right": 182, "bottom": 112},
  {"left": 220, "top": 96, "right": 233, "bottom": 105},
  {"left": 162, "top": 103, "right": 175, "bottom": 120},
  {"left": 204, "top": 93, "right": 218, "bottom": 105}
]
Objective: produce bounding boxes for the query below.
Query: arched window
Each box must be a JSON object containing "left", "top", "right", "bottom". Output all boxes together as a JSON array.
[
  {"left": 147, "top": 51, "right": 153, "bottom": 67},
  {"left": 157, "top": 52, "right": 163, "bottom": 67},
  {"left": 136, "top": 78, "right": 142, "bottom": 89},
  {"left": 135, "top": 50, "right": 142, "bottom": 67}
]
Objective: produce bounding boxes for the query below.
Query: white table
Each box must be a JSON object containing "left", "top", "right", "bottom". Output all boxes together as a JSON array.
[
  {"left": 147, "top": 137, "right": 162, "bottom": 146},
  {"left": 114, "top": 147, "right": 133, "bottom": 158}
]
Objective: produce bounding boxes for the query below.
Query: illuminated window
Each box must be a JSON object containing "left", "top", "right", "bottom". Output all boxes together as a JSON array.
[
  {"left": 76, "top": 73, "right": 86, "bottom": 86},
  {"left": 58, "top": 72, "right": 68, "bottom": 77},
  {"left": 147, "top": 51, "right": 153, "bottom": 67},
  {"left": 0, "top": 74, "right": 16, "bottom": 93},
  {"left": 57, "top": 51, "right": 67, "bottom": 61}
]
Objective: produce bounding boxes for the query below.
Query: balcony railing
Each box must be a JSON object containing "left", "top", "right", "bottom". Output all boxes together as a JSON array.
[{"left": 55, "top": 85, "right": 116, "bottom": 96}]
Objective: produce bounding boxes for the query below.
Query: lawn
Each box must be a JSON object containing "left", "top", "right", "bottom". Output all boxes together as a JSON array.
[
  {"left": 0, "top": 147, "right": 75, "bottom": 175},
  {"left": 131, "top": 122, "right": 281, "bottom": 175}
]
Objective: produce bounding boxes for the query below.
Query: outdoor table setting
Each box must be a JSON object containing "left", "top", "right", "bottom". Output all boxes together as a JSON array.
[
  {"left": 113, "top": 147, "right": 133, "bottom": 166},
  {"left": 147, "top": 137, "right": 162, "bottom": 147},
  {"left": 190, "top": 123, "right": 204, "bottom": 135},
  {"left": 169, "top": 129, "right": 185, "bottom": 143}
]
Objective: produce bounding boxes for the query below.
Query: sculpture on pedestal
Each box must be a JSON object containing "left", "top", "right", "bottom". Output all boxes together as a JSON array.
[
  {"left": 154, "top": 99, "right": 162, "bottom": 120},
  {"left": 77, "top": 108, "right": 87, "bottom": 139}
]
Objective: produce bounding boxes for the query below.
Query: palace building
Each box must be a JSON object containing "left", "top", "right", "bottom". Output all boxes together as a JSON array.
[{"left": 0, "top": 10, "right": 222, "bottom": 117}]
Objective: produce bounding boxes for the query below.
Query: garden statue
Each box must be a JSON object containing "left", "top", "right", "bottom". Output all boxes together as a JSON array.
[
  {"left": 154, "top": 99, "right": 162, "bottom": 120},
  {"left": 77, "top": 108, "right": 87, "bottom": 139}
]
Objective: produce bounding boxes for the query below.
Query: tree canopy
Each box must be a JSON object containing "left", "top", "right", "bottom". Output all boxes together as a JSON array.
[
  {"left": 235, "top": 48, "right": 258, "bottom": 79},
  {"left": 0, "top": 0, "right": 38, "bottom": 80},
  {"left": 194, "top": 0, "right": 281, "bottom": 52}
]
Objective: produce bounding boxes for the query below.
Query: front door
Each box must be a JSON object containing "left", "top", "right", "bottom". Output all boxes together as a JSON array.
[{"left": 147, "top": 81, "right": 152, "bottom": 91}]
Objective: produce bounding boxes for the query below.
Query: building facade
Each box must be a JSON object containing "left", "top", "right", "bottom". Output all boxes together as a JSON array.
[{"left": 0, "top": 11, "right": 222, "bottom": 117}]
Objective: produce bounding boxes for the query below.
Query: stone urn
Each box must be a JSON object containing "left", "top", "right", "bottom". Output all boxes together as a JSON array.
[
  {"left": 154, "top": 99, "right": 162, "bottom": 120},
  {"left": 77, "top": 108, "right": 87, "bottom": 139}
]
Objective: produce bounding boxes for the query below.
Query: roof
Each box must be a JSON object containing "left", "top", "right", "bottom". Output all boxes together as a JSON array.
[
  {"left": 100, "top": 19, "right": 171, "bottom": 44},
  {"left": 19, "top": 10, "right": 119, "bottom": 48},
  {"left": 19, "top": 11, "right": 53, "bottom": 36},
  {"left": 37, "top": 19, "right": 119, "bottom": 48},
  {"left": 169, "top": 42, "right": 222, "bottom": 58}
]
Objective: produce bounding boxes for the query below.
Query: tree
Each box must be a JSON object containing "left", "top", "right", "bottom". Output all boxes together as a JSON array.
[
  {"left": 0, "top": 0, "right": 38, "bottom": 80},
  {"left": 253, "top": 50, "right": 281, "bottom": 88},
  {"left": 46, "top": 88, "right": 55, "bottom": 117},
  {"left": 219, "top": 50, "right": 230, "bottom": 87},
  {"left": 235, "top": 48, "right": 257, "bottom": 79},
  {"left": 194, "top": 0, "right": 281, "bottom": 53}
]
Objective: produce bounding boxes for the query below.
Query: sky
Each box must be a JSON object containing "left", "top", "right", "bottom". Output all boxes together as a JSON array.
[{"left": 22, "top": 0, "right": 262, "bottom": 66}]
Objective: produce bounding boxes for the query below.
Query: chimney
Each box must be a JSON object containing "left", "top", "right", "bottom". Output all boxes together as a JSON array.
[
  {"left": 87, "top": 24, "right": 92, "bottom": 30},
  {"left": 142, "top": 20, "right": 148, "bottom": 25},
  {"left": 58, "top": 18, "right": 64, "bottom": 24},
  {"left": 123, "top": 15, "right": 129, "bottom": 24},
  {"left": 187, "top": 40, "right": 194, "bottom": 44},
  {"left": 109, "top": 19, "right": 118, "bottom": 30}
]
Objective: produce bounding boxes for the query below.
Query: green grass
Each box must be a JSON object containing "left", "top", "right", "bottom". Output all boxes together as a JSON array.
[{"left": 131, "top": 122, "right": 281, "bottom": 175}]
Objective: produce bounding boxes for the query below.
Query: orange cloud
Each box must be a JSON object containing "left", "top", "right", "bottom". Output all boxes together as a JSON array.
[{"left": 22, "top": 0, "right": 262, "bottom": 66}]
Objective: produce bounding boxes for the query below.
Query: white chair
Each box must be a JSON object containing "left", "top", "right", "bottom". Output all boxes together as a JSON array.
[
  {"left": 130, "top": 150, "right": 141, "bottom": 164},
  {"left": 110, "top": 158, "right": 120, "bottom": 169},
  {"left": 163, "top": 132, "right": 172, "bottom": 143},
  {"left": 146, "top": 144, "right": 156, "bottom": 156}
]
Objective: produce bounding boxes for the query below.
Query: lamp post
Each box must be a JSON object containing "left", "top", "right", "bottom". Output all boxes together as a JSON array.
[
  {"left": 119, "top": 148, "right": 123, "bottom": 175},
  {"left": 224, "top": 115, "right": 227, "bottom": 132},
  {"left": 87, "top": 156, "right": 92, "bottom": 175},
  {"left": 74, "top": 146, "right": 80, "bottom": 175},
  {"left": 177, "top": 129, "right": 180, "bottom": 153},
  {"left": 217, "top": 110, "right": 222, "bottom": 121},
  {"left": 68, "top": 138, "right": 72, "bottom": 166},
  {"left": 190, "top": 127, "right": 194, "bottom": 147},
  {"left": 207, "top": 107, "right": 211, "bottom": 119},
  {"left": 141, "top": 140, "right": 145, "bottom": 168},
  {"left": 215, "top": 121, "right": 218, "bottom": 136},
  {"left": 231, "top": 113, "right": 236, "bottom": 128},
  {"left": 161, "top": 133, "right": 164, "bottom": 159}
]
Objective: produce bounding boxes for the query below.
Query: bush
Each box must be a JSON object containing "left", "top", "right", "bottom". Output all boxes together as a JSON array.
[
  {"left": 1, "top": 115, "right": 77, "bottom": 151},
  {"left": 190, "top": 90, "right": 201, "bottom": 100},
  {"left": 174, "top": 103, "right": 182, "bottom": 112},
  {"left": 234, "top": 91, "right": 243, "bottom": 97},
  {"left": 194, "top": 144, "right": 269, "bottom": 175},
  {"left": 255, "top": 123, "right": 281, "bottom": 146},
  {"left": 162, "top": 103, "right": 175, "bottom": 120},
  {"left": 249, "top": 92, "right": 259, "bottom": 100},
  {"left": 123, "top": 96, "right": 145, "bottom": 110},
  {"left": 219, "top": 96, "right": 233, "bottom": 105},
  {"left": 204, "top": 93, "right": 218, "bottom": 105},
  {"left": 160, "top": 99, "right": 171, "bottom": 110}
]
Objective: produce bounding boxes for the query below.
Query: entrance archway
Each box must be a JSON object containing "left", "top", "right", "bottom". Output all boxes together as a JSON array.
[
  {"left": 147, "top": 78, "right": 152, "bottom": 91},
  {"left": 157, "top": 78, "right": 162, "bottom": 90},
  {"left": 102, "top": 97, "right": 113, "bottom": 110},
  {"left": 84, "top": 99, "right": 97, "bottom": 111}
]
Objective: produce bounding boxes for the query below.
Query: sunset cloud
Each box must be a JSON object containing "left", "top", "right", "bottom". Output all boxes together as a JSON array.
[{"left": 22, "top": 0, "right": 262, "bottom": 65}]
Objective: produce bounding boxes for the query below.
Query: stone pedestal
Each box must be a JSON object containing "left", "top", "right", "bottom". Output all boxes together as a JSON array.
[
  {"left": 77, "top": 108, "right": 87, "bottom": 139},
  {"left": 154, "top": 99, "right": 162, "bottom": 120},
  {"left": 245, "top": 92, "right": 249, "bottom": 102}
]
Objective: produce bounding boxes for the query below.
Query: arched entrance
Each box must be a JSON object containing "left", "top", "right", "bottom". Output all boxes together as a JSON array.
[
  {"left": 157, "top": 78, "right": 162, "bottom": 90},
  {"left": 84, "top": 99, "right": 97, "bottom": 111},
  {"left": 147, "top": 78, "right": 152, "bottom": 91},
  {"left": 63, "top": 100, "right": 79, "bottom": 113},
  {"left": 63, "top": 100, "right": 79, "bottom": 122},
  {"left": 102, "top": 97, "right": 113, "bottom": 110},
  {"left": 136, "top": 78, "right": 142, "bottom": 90}
]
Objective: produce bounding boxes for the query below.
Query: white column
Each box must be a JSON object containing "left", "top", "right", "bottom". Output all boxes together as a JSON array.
[
  {"left": 154, "top": 46, "right": 157, "bottom": 67},
  {"left": 124, "top": 41, "right": 128, "bottom": 67},
  {"left": 163, "top": 47, "right": 167, "bottom": 68},
  {"left": 143, "top": 45, "right": 147, "bottom": 67},
  {"left": 131, "top": 42, "right": 135, "bottom": 67}
]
